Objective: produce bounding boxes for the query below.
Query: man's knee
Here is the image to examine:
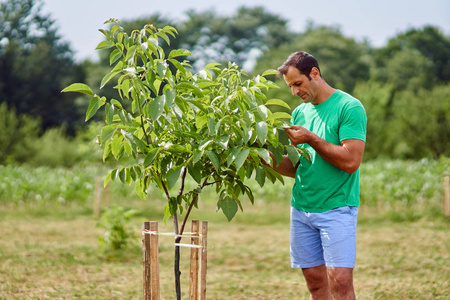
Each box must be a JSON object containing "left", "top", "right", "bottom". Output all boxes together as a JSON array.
[
  {"left": 327, "top": 267, "right": 355, "bottom": 299},
  {"left": 302, "top": 265, "right": 332, "bottom": 298}
]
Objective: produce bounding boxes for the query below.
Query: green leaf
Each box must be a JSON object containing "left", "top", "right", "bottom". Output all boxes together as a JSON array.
[
  {"left": 168, "top": 58, "right": 189, "bottom": 77},
  {"left": 206, "top": 150, "right": 220, "bottom": 171},
  {"left": 125, "top": 45, "right": 137, "bottom": 62},
  {"left": 102, "top": 140, "right": 112, "bottom": 161},
  {"left": 207, "top": 117, "right": 216, "bottom": 135},
  {"left": 156, "top": 31, "right": 171, "bottom": 45},
  {"left": 144, "top": 147, "right": 160, "bottom": 167},
  {"left": 257, "top": 105, "right": 268, "bottom": 120},
  {"left": 100, "top": 125, "right": 116, "bottom": 144},
  {"left": 168, "top": 49, "right": 193, "bottom": 59},
  {"left": 272, "top": 146, "right": 285, "bottom": 166},
  {"left": 261, "top": 69, "right": 278, "bottom": 77},
  {"left": 157, "top": 61, "right": 167, "bottom": 77},
  {"left": 176, "top": 82, "right": 203, "bottom": 97},
  {"left": 165, "top": 89, "right": 176, "bottom": 107},
  {"left": 235, "top": 148, "right": 250, "bottom": 171},
  {"left": 286, "top": 145, "right": 300, "bottom": 167},
  {"left": 105, "top": 102, "right": 114, "bottom": 124},
  {"left": 243, "top": 111, "right": 254, "bottom": 126},
  {"left": 255, "top": 166, "right": 266, "bottom": 187},
  {"left": 166, "top": 166, "right": 183, "bottom": 190},
  {"left": 255, "top": 148, "right": 271, "bottom": 165},
  {"left": 111, "top": 99, "right": 123, "bottom": 109},
  {"left": 299, "top": 147, "right": 311, "bottom": 162},
  {"left": 118, "top": 168, "right": 127, "bottom": 184},
  {"left": 216, "top": 135, "right": 230, "bottom": 150},
  {"left": 167, "top": 144, "right": 186, "bottom": 154},
  {"left": 265, "top": 166, "right": 285, "bottom": 185},
  {"left": 265, "top": 99, "right": 291, "bottom": 110},
  {"left": 162, "top": 25, "right": 178, "bottom": 37},
  {"left": 255, "top": 121, "right": 268, "bottom": 145},
  {"left": 195, "top": 114, "right": 208, "bottom": 129},
  {"left": 85, "top": 96, "right": 104, "bottom": 121},
  {"left": 187, "top": 162, "right": 202, "bottom": 184},
  {"left": 135, "top": 178, "right": 146, "bottom": 199},
  {"left": 218, "top": 195, "right": 238, "bottom": 222},
  {"left": 244, "top": 185, "right": 254, "bottom": 204},
  {"left": 150, "top": 95, "right": 165, "bottom": 121},
  {"left": 243, "top": 126, "right": 253, "bottom": 144},
  {"left": 193, "top": 149, "right": 204, "bottom": 164},
  {"left": 268, "top": 112, "right": 293, "bottom": 121},
  {"left": 104, "top": 172, "right": 112, "bottom": 187},
  {"left": 227, "top": 147, "right": 241, "bottom": 167},
  {"left": 163, "top": 204, "right": 172, "bottom": 224},
  {"left": 111, "top": 134, "right": 124, "bottom": 158},
  {"left": 61, "top": 83, "right": 94, "bottom": 96},
  {"left": 199, "top": 137, "right": 214, "bottom": 151},
  {"left": 111, "top": 50, "right": 123, "bottom": 66},
  {"left": 101, "top": 70, "right": 122, "bottom": 89},
  {"left": 204, "top": 62, "right": 221, "bottom": 70},
  {"left": 187, "top": 99, "right": 208, "bottom": 113},
  {"left": 95, "top": 40, "right": 115, "bottom": 50}
]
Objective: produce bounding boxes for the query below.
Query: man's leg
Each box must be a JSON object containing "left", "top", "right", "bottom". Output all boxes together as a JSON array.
[
  {"left": 302, "top": 264, "right": 332, "bottom": 300},
  {"left": 319, "top": 207, "right": 358, "bottom": 299},
  {"left": 327, "top": 267, "right": 355, "bottom": 300}
]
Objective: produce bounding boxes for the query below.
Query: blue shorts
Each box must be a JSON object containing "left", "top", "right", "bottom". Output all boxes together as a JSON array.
[{"left": 290, "top": 206, "right": 358, "bottom": 269}]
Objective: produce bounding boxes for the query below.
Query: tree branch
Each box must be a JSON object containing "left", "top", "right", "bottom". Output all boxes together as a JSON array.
[{"left": 178, "top": 177, "right": 210, "bottom": 237}]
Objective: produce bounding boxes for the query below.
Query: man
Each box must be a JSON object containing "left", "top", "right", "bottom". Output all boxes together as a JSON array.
[{"left": 271, "top": 51, "right": 367, "bottom": 299}]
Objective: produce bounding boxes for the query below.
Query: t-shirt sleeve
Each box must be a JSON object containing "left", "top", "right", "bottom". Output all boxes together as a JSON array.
[{"left": 339, "top": 104, "right": 367, "bottom": 142}]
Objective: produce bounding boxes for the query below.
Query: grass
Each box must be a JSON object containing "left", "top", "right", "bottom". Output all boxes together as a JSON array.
[
  {"left": 0, "top": 198, "right": 449, "bottom": 299},
  {"left": 0, "top": 158, "right": 449, "bottom": 299}
]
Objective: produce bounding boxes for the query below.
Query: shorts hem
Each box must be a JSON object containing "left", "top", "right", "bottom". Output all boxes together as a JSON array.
[{"left": 291, "top": 262, "right": 325, "bottom": 269}]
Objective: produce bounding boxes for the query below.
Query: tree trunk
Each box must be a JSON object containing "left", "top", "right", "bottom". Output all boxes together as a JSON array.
[
  {"left": 173, "top": 212, "right": 182, "bottom": 300},
  {"left": 174, "top": 242, "right": 182, "bottom": 300}
]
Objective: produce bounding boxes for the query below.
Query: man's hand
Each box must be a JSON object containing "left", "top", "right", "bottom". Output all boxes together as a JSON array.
[
  {"left": 285, "top": 125, "right": 365, "bottom": 174},
  {"left": 285, "top": 125, "right": 312, "bottom": 145}
]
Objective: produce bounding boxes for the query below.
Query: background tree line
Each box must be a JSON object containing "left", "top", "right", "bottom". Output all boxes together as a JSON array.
[{"left": 1, "top": 0, "right": 449, "bottom": 166}]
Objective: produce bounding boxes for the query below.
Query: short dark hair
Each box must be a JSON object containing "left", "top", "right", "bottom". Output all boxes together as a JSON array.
[{"left": 277, "top": 51, "right": 321, "bottom": 80}]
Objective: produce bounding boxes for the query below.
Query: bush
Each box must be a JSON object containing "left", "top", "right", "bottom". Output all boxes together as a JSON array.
[
  {"left": 97, "top": 206, "right": 140, "bottom": 251},
  {"left": 360, "top": 156, "right": 449, "bottom": 219},
  {"left": 0, "top": 102, "right": 41, "bottom": 164},
  {"left": 354, "top": 82, "right": 450, "bottom": 160}
]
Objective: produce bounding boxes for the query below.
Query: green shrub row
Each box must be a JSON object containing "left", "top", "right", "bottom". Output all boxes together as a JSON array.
[{"left": 1, "top": 158, "right": 448, "bottom": 219}]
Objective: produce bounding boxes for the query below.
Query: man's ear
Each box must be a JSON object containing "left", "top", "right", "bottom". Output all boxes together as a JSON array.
[{"left": 310, "top": 67, "right": 321, "bottom": 79}]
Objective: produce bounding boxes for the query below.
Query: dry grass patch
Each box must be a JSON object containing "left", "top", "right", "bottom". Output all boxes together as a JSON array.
[{"left": 0, "top": 205, "right": 449, "bottom": 299}]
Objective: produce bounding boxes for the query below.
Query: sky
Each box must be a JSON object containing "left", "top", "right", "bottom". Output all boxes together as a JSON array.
[{"left": 41, "top": 0, "right": 450, "bottom": 62}]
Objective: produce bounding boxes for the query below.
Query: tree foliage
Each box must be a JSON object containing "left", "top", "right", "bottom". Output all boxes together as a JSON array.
[
  {"left": 374, "top": 26, "right": 450, "bottom": 84},
  {"left": 63, "top": 20, "right": 304, "bottom": 222},
  {"left": 0, "top": 0, "right": 85, "bottom": 132},
  {"left": 1, "top": 0, "right": 448, "bottom": 162}
]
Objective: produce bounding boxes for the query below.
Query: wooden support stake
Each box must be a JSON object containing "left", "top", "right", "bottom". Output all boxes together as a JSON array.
[
  {"left": 189, "top": 220, "right": 200, "bottom": 300},
  {"left": 443, "top": 176, "right": 450, "bottom": 217},
  {"left": 103, "top": 183, "right": 110, "bottom": 208},
  {"left": 142, "top": 222, "right": 151, "bottom": 300},
  {"left": 150, "top": 221, "right": 160, "bottom": 300},
  {"left": 94, "top": 176, "right": 102, "bottom": 218},
  {"left": 199, "top": 221, "right": 208, "bottom": 300}
]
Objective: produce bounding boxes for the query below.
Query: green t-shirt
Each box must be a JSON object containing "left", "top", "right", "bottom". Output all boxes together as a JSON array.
[{"left": 290, "top": 90, "right": 367, "bottom": 212}]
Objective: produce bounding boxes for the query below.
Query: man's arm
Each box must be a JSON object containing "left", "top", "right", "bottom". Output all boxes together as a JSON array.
[
  {"left": 286, "top": 125, "right": 365, "bottom": 174},
  {"left": 262, "top": 152, "right": 297, "bottom": 178}
]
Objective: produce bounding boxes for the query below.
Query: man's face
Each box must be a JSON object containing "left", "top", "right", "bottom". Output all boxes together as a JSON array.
[{"left": 283, "top": 66, "right": 319, "bottom": 104}]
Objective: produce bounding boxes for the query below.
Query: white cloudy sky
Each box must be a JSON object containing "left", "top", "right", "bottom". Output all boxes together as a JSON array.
[{"left": 40, "top": 0, "right": 450, "bottom": 62}]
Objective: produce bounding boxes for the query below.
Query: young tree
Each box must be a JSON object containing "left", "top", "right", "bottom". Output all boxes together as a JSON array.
[{"left": 63, "top": 20, "right": 306, "bottom": 299}]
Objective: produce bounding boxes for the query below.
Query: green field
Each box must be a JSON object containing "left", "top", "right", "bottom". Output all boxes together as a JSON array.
[{"left": 0, "top": 158, "right": 449, "bottom": 299}]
